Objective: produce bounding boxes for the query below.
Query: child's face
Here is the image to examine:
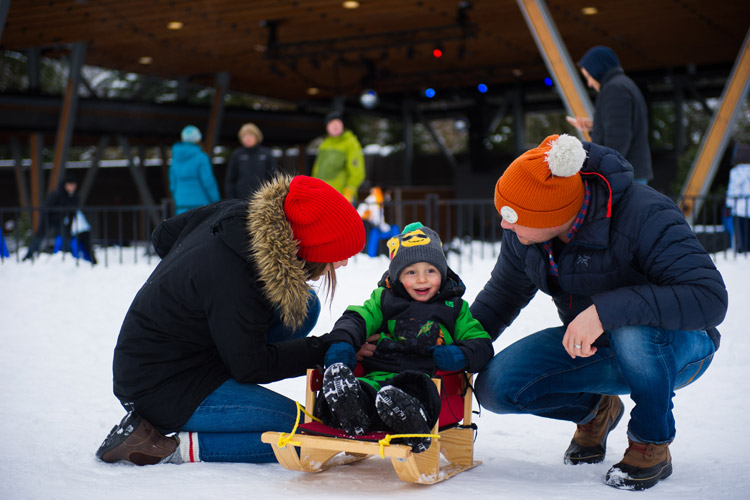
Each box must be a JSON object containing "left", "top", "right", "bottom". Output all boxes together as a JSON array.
[{"left": 398, "top": 262, "right": 442, "bottom": 302}]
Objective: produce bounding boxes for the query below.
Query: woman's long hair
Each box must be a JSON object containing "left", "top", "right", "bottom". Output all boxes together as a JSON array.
[{"left": 303, "top": 261, "right": 337, "bottom": 303}]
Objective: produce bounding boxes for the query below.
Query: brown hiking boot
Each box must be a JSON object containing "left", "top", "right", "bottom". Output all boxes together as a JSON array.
[
  {"left": 605, "top": 439, "right": 672, "bottom": 490},
  {"left": 564, "top": 394, "right": 624, "bottom": 465},
  {"left": 96, "top": 412, "right": 178, "bottom": 465}
]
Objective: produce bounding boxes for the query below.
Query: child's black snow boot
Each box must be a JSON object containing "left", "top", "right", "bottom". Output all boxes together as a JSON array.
[
  {"left": 322, "top": 363, "right": 371, "bottom": 436},
  {"left": 375, "top": 385, "right": 432, "bottom": 453}
]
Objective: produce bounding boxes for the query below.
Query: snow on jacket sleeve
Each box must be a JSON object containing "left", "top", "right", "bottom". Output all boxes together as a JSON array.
[
  {"left": 592, "top": 200, "right": 728, "bottom": 332},
  {"left": 470, "top": 233, "right": 539, "bottom": 341},
  {"left": 451, "top": 300, "right": 494, "bottom": 373}
]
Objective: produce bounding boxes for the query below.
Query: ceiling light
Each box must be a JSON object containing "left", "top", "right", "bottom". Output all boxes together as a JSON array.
[
  {"left": 167, "top": 21, "right": 183, "bottom": 30},
  {"left": 307, "top": 87, "right": 320, "bottom": 95},
  {"left": 138, "top": 56, "right": 153, "bottom": 65},
  {"left": 343, "top": 1, "right": 360, "bottom": 8},
  {"left": 581, "top": 7, "right": 598, "bottom": 15}
]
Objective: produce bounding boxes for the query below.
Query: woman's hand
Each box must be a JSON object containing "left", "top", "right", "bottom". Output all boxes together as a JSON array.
[{"left": 355, "top": 334, "right": 379, "bottom": 361}]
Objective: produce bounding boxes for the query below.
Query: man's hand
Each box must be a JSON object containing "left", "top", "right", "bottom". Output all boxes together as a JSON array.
[
  {"left": 566, "top": 116, "right": 593, "bottom": 132},
  {"left": 355, "top": 334, "right": 379, "bottom": 361},
  {"left": 562, "top": 304, "right": 603, "bottom": 358}
]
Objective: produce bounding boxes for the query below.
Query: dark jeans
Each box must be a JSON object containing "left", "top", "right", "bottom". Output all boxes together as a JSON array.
[{"left": 475, "top": 325, "right": 715, "bottom": 444}]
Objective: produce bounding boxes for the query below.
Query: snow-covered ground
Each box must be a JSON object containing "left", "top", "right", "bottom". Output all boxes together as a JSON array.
[{"left": 2, "top": 245, "right": 748, "bottom": 499}]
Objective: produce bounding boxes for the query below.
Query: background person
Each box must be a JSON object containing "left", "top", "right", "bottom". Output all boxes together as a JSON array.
[
  {"left": 726, "top": 143, "right": 750, "bottom": 253},
  {"left": 23, "top": 173, "right": 96, "bottom": 264},
  {"left": 169, "top": 125, "right": 220, "bottom": 214},
  {"left": 96, "top": 175, "right": 366, "bottom": 466},
  {"left": 567, "top": 46, "right": 653, "bottom": 184},
  {"left": 224, "top": 122, "right": 279, "bottom": 200},
  {"left": 470, "top": 134, "right": 727, "bottom": 490},
  {"left": 311, "top": 111, "right": 365, "bottom": 204}
]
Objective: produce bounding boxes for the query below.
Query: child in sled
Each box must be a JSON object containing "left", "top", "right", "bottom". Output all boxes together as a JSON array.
[{"left": 319, "top": 222, "right": 493, "bottom": 452}]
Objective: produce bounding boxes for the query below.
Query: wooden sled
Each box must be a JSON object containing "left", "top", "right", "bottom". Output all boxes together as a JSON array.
[{"left": 261, "top": 369, "right": 480, "bottom": 484}]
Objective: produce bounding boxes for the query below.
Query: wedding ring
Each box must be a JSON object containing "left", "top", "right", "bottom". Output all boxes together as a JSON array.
[{"left": 573, "top": 344, "right": 582, "bottom": 349}]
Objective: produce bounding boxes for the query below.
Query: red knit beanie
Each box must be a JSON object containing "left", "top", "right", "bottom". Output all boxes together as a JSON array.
[
  {"left": 284, "top": 176, "right": 365, "bottom": 262},
  {"left": 495, "top": 134, "right": 586, "bottom": 228}
]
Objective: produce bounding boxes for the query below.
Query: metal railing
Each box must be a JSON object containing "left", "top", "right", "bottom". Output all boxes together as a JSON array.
[
  {"left": 0, "top": 202, "right": 169, "bottom": 266},
  {"left": 1, "top": 194, "right": 747, "bottom": 267}
]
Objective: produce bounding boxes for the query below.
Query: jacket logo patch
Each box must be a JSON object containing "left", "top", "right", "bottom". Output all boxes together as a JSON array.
[
  {"left": 418, "top": 321, "right": 435, "bottom": 337},
  {"left": 576, "top": 255, "right": 591, "bottom": 267}
]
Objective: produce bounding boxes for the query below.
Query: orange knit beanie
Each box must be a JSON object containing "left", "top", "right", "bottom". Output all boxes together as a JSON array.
[{"left": 494, "top": 134, "right": 586, "bottom": 228}]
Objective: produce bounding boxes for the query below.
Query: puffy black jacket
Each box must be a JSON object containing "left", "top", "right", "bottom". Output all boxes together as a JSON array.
[
  {"left": 113, "top": 177, "right": 328, "bottom": 433},
  {"left": 470, "top": 141, "right": 727, "bottom": 348},
  {"left": 591, "top": 67, "right": 652, "bottom": 181}
]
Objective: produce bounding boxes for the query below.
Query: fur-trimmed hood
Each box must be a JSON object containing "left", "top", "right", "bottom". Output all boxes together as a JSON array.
[{"left": 246, "top": 175, "right": 311, "bottom": 330}]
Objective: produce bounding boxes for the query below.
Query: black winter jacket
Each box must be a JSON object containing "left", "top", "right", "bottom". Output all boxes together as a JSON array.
[
  {"left": 470, "top": 141, "right": 727, "bottom": 348},
  {"left": 327, "top": 270, "right": 493, "bottom": 376},
  {"left": 224, "top": 146, "right": 279, "bottom": 199},
  {"left": 113, "top": 177, "right": 329, "bottom": 433},
  {"left": 591, "top": 67, "right": 652, "bottom": 181}
]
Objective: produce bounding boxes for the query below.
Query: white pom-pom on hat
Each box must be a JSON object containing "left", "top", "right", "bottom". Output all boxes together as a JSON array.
[{"left": 544, "top": 134, "right": 586, "bottom": 177}]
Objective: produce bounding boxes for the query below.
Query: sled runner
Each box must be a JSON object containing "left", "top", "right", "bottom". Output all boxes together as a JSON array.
[{"left": 261, "top": 369, "right": 480, "bottom": 484}]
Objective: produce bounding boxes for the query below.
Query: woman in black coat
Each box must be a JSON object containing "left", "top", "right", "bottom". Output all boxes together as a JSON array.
[{"left": 96, "top": 175, "right": 365, "bottom": 465}]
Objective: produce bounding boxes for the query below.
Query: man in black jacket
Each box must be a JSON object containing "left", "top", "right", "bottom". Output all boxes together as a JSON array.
[
  {"left": 567, "top": 46, "right": 653, "bottom": 184},
  {"left": 471, "top": 134, "right": 727, "bottom": 490}
]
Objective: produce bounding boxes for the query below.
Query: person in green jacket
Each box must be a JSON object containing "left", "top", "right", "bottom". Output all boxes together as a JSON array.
[
  {"left": 311, "top": 111, "right": 365, "bottom": 203},
  {"left": 318, "top": 223, "right": 494, "bottom": 453}
]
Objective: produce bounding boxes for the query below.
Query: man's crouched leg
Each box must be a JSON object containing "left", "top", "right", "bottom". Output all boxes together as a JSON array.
[{"left": 96, "top": 411, "right": 179, "bottom": 465}]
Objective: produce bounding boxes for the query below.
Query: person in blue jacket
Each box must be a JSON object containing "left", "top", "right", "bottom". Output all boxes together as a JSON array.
[
  {"left": 470, "top": 134, "right": 727, "bottom": 491},
  {"left": 170, "top": 125, "right": 221, "bottom": 214}
]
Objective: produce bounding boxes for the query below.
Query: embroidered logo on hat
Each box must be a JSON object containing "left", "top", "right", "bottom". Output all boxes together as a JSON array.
[{"left": 500, "top": 206, "right": 518, "bottom": 223}]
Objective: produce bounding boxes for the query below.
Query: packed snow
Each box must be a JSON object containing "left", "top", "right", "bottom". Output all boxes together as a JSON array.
[{"left": 2, "top": 245, "right": 749, "bottom": 499}]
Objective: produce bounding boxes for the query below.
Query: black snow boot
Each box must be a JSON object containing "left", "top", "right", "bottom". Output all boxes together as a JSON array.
[
  {"left": 321, "top": 363, "right": 371, "bottom": 436},
  {"left": 375, "top": 385, "right": 433, "bottom": 453}
]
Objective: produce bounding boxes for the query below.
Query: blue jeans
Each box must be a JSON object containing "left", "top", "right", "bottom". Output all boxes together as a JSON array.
[
  {"left": 475, "top": 325, "right": 715, "bottom": 444},
  {"left": 180, "top": 291, "right": 320, "bottom": 462}
]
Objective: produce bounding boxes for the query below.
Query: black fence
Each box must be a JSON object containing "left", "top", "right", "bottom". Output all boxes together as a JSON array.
[{"left": 1, "top": 193, "right": 748, "bottom": 267}]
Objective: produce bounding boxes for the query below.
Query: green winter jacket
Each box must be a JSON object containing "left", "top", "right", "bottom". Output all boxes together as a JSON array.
[
  {"left": 326, "top": 269, "right": 493, "bottom": 387},
  {"left": 311, "top": 130, "right": 365, "bottom": 198}
]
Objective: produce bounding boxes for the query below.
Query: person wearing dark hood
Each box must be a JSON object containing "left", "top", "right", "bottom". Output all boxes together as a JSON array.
[
  {"left": 567, "top": 46, "right": 653, "bottom": 184},
  {"left": 23, "top": 173, "right": 97, "bottom": 264},
  {"left": 311, "top": 111, "right": 365, "bottom": 204},
  {"left": 170, "top": 125, "right": 221, "bottom": 214},
  {"left": 225, "top": 123, "right": 279, "bottom": 200},
  {"left": 470, "top": 134, "right": 727, "bottom": 490},
  {"left": 96, "top": 175, "right": 366, "bottom": 466}
]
